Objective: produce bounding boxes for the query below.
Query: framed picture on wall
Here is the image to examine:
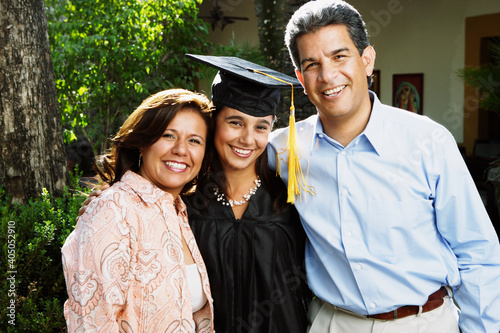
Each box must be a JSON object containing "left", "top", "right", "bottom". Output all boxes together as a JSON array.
[
  {"left": 371, "top": 70, "right": 380, "bottom": 96},
  {"left": 392, "top": 73, "right": 423, "bottom": 114}
]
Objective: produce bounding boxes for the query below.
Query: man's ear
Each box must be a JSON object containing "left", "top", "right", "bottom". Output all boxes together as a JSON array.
[
  {"left": 362, "top": 46, "right": 376, "bottom": 77},
  {"left": 295, "top": 69, "right": 307, "bottom": 95}
]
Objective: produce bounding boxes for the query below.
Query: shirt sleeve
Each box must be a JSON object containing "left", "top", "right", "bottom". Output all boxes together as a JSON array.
[
  {"left": 432, "top": 129, "right": 500, "bottom": 332},
  {"left": 62, "top": 191, "right": 132, "bottom": 331}
]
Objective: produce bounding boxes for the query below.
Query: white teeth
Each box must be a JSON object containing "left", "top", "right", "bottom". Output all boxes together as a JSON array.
[
  {"left": 324, "top": 85, "right": 346, "bottom": 95},
  {"left": 233, "top": 146, "right": 251, "bottom": 155},
  {"left": 164, "top": 161, "right": 187, "bottom": 170}
]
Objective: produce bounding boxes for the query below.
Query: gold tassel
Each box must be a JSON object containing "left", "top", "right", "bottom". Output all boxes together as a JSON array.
[
  {"left": 287, "top": 105, "right": 299, "bottom": 203},
  {"left": 247, "top": 68, "right": 315, "bottom": 203},
  {"left": 278, "top": 100, "right": 315, "bottom": 203}
]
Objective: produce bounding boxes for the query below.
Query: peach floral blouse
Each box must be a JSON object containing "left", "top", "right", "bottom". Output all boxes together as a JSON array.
[{"left": 62, "top": 171, "right": 214, "bottom": 332}]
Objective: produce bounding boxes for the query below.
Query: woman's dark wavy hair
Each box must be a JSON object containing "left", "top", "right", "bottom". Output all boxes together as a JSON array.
[
  {"left": 285, "top": 0, "right": 373, "bottom": 86},
  {"left": 94, "top": 88, "right": 213, "bottom": 195},
  {"left": 199, "top": 104, "right": 288, "bottom": 215}
]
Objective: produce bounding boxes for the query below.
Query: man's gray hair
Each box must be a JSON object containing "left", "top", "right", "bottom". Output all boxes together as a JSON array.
[{"left": 285, "top": 0, "right": 371, "bottom": 71}]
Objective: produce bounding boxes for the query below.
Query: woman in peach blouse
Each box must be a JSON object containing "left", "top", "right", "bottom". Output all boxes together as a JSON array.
[{"left": 62, "top": 89, "right": 215, "bottom": 332}]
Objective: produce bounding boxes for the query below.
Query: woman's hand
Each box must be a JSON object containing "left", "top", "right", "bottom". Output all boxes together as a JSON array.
[{"left": 78, "top": 184, "right": 110, "bottom": 217}]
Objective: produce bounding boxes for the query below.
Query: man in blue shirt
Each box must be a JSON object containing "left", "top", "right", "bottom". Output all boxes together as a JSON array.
[{"left": 268, "top": 0, "right": 500, "bottom": 332}]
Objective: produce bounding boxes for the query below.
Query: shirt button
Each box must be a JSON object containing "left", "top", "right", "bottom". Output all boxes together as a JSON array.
[
  {"left": 318, "top": 134, "right": 324, "bottom": 138},
  {"left": 346, "top": 231, "right": 352, "bottom": 237},
  {"left": 342, "top": 189, "right": 349, "bottom": 196},
  {"left": 371, "top": 303, "right": 377, "bottom": 308},
  {"left": 341, "top": 151, "right": 347, "bottom": 155},
  {"left": 354, "top": 264, "right": 362, "bottom": 270}
]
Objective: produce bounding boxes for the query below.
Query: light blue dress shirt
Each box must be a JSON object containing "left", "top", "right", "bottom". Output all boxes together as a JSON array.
[{"left": 268, "top": 92, "right": 500, "bottom": 332}]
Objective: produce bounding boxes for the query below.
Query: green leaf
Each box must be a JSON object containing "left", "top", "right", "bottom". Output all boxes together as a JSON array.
[{"left": 77, "top": 86, "right": 87, "bottom": 96}]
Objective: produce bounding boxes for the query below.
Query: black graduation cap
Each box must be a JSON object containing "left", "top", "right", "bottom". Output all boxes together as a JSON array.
[{"left": 186, "top": 54, "right": 302, "bottom": 117}]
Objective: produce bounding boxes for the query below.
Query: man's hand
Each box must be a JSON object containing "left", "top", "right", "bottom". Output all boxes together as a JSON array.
[{"left": 78, "top": 184, "right": 110, "bottom": 217}]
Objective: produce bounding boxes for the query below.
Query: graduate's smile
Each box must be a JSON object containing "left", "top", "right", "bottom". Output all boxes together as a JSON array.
[{"left": 230, "top": 145, "right": 253, "bottom": 157}]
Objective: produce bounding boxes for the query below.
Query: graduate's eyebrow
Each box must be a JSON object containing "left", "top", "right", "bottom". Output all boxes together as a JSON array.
[{"left": 225, "top": 115, "right": 272, "bottom": 127}]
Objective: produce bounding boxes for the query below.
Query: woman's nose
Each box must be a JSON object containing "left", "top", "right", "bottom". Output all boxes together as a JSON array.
[{"left": 171, "top": 140, "right": 188, "bottom": 156}]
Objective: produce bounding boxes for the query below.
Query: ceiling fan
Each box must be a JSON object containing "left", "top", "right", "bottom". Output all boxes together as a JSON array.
[{"left": 199, "top": 0, "right": 249, "bottom": 31}]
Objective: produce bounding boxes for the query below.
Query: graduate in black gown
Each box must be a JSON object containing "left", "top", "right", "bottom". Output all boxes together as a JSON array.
[{"left": 184, "top": 55, "right": 311, "bottom": 333}]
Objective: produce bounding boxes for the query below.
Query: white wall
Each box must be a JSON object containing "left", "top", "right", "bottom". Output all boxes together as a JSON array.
[
  {"left": 349, "top": 0, "right": 500, "bottom": 142},
  {"left": 199, "top": 0, "right": 259, "bottom": 46}
]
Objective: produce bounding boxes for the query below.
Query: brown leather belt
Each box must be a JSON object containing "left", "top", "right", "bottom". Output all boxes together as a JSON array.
[{"left": 367, "top": 286, "right": 448, "bottom": 320}]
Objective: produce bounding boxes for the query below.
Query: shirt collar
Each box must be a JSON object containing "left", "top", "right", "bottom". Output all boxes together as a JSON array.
[
  {"left": 119, "top": 171, "right": 187, "bottom": 213},
  {"left": 311, "top": 91, "right": 387, "bottom": 156},
  {"left": 312, "top": 116, "right": 324, "bottom": 152},
  {"left": 362, "top": 91, "right": 388, "bottom": 157}
]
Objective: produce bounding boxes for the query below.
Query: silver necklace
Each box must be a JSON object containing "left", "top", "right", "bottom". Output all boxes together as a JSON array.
[{"left": 214, "top": 176, "right": 261, "bottom": 207}]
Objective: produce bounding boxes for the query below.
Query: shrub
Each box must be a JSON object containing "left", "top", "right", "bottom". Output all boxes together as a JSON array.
[{"left": 0, "top": 171, "right": 90, "bottom": 332}]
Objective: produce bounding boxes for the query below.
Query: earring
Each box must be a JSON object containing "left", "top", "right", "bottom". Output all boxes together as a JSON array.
[{"left": 138, "top": 155, "right": 142, "bottom": 168}]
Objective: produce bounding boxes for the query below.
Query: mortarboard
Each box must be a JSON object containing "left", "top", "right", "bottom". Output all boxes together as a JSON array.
[
  {"left": 185, "top": 54, "right": 301, "bottom": 117},
  {"left": 186, "top": 53, "right": 315, "bottom": 204}
]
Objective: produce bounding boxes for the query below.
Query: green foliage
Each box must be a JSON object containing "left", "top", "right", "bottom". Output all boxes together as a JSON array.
[
  {"left": 46, "top": 0, "right": 213, "bottom": 154},
  {"left": 457, "top": 37, "right": 500, "bottom": 114},
  {"left": 0, "top": 170, "right": 90, "bottom": 332},
  {"left": 214, "top": 36, "right": 268, "bottom": 65},
  {"left": 254, "top": 0, "right": 288, "bottom": 70}
]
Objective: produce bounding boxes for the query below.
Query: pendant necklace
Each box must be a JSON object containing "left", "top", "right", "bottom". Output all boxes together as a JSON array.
[{"left": 214, "top": 176, "right": 261, "bottom": 207}]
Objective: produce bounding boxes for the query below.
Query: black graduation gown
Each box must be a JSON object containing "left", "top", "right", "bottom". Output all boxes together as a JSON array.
[{"left": 184, "top": 177, "right": 310, "bottom": 333}]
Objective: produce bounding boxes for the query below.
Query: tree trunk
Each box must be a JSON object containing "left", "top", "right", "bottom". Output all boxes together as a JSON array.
[
  {"left": 253, "top": 0, "right": 315, "bottom": 128},
  {"left": 0, "top": 0, "right": 67, "bottom": 203}
]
